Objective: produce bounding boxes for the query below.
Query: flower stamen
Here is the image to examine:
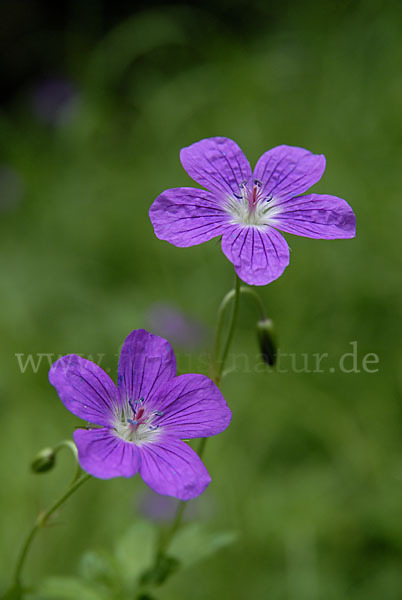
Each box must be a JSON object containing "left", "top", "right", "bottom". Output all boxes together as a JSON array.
[
  {"left": 114, "top": 395, "right": 161, "bottom": 445},
  {"left": 225, "top": 180, "right": 280, "bottom": 228}
]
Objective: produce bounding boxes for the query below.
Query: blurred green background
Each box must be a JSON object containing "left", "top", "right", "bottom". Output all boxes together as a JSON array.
[{"left": 1, "top": 0, "right": 402, "bottom": 598}]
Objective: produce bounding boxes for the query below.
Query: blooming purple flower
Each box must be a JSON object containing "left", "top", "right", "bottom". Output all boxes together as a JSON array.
[
  {"left": 49, "top": 329, "right": 231, "bottom": 500},
  {"left": 149, "top": 137, "right": 356, "bottom": 286}
]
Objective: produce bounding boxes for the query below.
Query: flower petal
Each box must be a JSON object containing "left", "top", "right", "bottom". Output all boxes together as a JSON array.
[
  {"left": 253, "top": 145, "right": 326, "bottom": 202},
  {"left": 49, "top": 355, "right": 119, "bottom": 426},
  {"left": 117, "top": 329, "right": 176, "bottom": 404},
  {"left": 268, "top": 193, "right": 356, "bottom": 239},
  {"left": 149, "top": 374, "right": 231, "bottom": 439},
  {"left": 221, "top": 226, "right": 290, "bottom": 286},
  {"left": 74, "top": 428, "right": 140, "bottom": 479},
  {"left": 180, "top": 137, "right": 252, "bottom": 197},
  {"left": 139, "top": 437, "right": 211, "bottom": 500},
  {"left": 149, "top": 187, "right": 230, "bottom": 247}
]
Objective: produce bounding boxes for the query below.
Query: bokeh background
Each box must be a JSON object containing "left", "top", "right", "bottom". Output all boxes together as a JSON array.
[{"left": 1, "top": 0, "right": 402, "bottom": 598}]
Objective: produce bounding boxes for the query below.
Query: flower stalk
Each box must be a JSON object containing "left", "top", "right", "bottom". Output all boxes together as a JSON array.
[
  {"left": 213, "top": 273, "right": 241, "bottom": 385},
  {"left": 153, "top": 271, "right": 243, "bottom": 569},
  {"left": 10, "top": 472, "right": 91, "bottom": 595}
]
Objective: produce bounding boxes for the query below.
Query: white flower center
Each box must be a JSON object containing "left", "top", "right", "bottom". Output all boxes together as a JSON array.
[
  {"left": 224, "top": 180, "right": 282, "bottom": 228},
  {"left": 112, "top": 397, "right": 162, "bottom": 446}
]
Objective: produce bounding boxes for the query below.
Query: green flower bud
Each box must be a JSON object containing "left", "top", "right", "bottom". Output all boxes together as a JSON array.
[
  {"left": 31, "top": 447, "right": 56, "bottom": 473},
  {"left": 257, "top": 318, "right": 277, "bottom": 366}
]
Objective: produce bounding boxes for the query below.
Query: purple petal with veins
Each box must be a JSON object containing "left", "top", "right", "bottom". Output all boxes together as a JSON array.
[
  {"left": 49, "top": 329, "right": 231, "bottom": 499},
  {"left": 149, "top": 137, "right": 356, "bottom": 286}
]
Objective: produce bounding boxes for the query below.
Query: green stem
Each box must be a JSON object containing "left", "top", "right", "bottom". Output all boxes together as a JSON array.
[
  {"left": 215, "top": 274, "right": 241, "bottom": 384},
  {"left": 213, "top": 290, "right": 236, "bottom": 378},
  {"left": 213, "top": 284, "right": 266, "bottom": 381},
  {"left": 156, "top": 273, "right": 243, "bottom": 561},
  {"left": 156, "top": 433, "right": 211, "bottom": 558},
  {"left": 238, "top": 286, "right": 267, "bottom": 320},
  {"left": 157, "top": 501, "right": 187, "bottom": 557},
  {"left": 54, "top": 440, "right": 81, "bottom": 485},
  {"left": 12, "top": 472, "right": 91, "bottom": 589}
]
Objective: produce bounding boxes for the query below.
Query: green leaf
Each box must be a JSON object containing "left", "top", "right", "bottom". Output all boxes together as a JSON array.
[
  {"left": 78, "top": 551, "right": 116, "bottom": 586},
  {"left": 169, "top": 524, "right": 238, "bottom": 568},
  {"left": 113, "top": 521, "right": 156, "bottom": 589},
  {"left": 36, "top": 577, "right": 105, "bottom": 600}
]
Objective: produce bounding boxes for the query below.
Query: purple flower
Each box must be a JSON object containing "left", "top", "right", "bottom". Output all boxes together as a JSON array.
[
  {"left": 149, "top": 137, "right": 356, "bottom": 286},
  {"left": 49, "top": 329, "right": 231, "bottom": 500}
]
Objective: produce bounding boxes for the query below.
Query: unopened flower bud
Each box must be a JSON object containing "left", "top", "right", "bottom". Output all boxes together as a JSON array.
[
  {"left": 257, "top": 318, "right": 277, "bottom": 366},
  {"left": 31, "top": 447, "right": 56, "bottom": 473}
]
